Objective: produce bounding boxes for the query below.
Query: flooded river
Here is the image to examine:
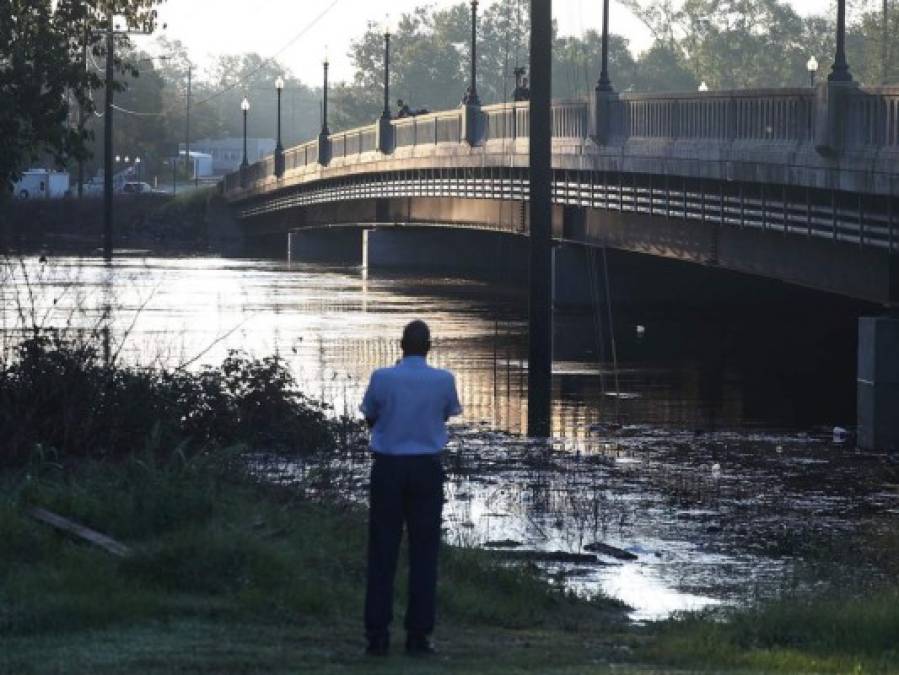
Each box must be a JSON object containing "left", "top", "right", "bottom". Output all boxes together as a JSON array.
[{"left": 3, "top": 254, "right": 897, "bottom": 620}]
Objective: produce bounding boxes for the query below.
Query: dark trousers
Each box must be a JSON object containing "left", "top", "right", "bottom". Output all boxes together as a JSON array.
[{"left": 364, "top": 453, "right": 444, "bottom": 642}]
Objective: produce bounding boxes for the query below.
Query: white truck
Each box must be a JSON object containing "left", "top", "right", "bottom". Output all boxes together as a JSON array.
[{"left": 13, "top": 170, "right": 71, "bottom": 199}]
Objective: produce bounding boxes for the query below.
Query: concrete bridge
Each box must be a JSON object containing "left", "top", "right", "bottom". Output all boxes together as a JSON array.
[{"left": 221, "top": 84, "right": 899, "bottom": 451}]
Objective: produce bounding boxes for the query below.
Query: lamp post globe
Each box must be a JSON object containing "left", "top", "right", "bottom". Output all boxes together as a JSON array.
[
  {"left": 807, "top": 56, "right": 819, "bottom": 87},
  {"left": 698, "top": 81, "right": 709, "bottom": 92}
]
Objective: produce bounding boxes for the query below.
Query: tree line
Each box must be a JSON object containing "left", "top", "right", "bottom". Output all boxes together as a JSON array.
[{"left": 2, "top": 0, "right": 896, "bottom": 193}]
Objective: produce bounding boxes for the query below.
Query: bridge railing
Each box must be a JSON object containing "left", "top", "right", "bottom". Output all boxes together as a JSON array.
[
  {"left": 330, "top": 125, "right": 378, "bottom": 159},
  {"left": 610, "top": 89, "right": 816, "bottom": 142},
  {"left": 224, "top": 86, "right": 899, "bottom": 194},
  {"left": 845, "top": 87, "right": 899, "bottom": 147},
  {"left": 392, "top": 110, "right": 464, "bottom": 147}
]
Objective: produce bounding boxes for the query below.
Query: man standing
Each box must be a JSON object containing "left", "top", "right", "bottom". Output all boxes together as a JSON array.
[{"left": 361, "top": 320, "right": 462, "bottom": 657}]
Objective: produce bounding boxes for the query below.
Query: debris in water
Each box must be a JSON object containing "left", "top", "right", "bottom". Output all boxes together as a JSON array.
[
  {"left": 833, "top": 427, "right": 849, "bottom": 443},
  {"left": 583, "top": 542, "right": 639, "bottom": 561},
  {"left": 483, "top": 539, "right": 524, "bottom": 549}
]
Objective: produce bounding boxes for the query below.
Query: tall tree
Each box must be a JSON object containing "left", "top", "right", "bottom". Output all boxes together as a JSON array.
[{"left": 0, "top": 0, "right": 164, "bottom": 194}]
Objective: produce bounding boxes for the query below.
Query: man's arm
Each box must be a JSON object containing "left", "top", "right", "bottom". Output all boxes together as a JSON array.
[
  {"left": 360, "top": 372, "right": 382, "bottom": 428},
  {"left": 444, "top": 374, "right": 463, "bottom": 421}
]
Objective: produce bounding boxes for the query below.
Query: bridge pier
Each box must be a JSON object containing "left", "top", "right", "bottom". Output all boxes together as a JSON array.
[
  {"left": 288, "top": 228, "right": 363, "bottom": 264},
  {"left": 363, "top": 227, "right": 527, "bottom": 279},
  {"left": 857, "top": 314, "right": 899, "bottom": 453}
]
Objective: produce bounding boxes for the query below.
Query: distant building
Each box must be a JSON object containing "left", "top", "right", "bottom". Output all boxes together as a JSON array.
[
  {"left": 178, "top": 150, "right": 214, "bottom": 178},
  {"left": 181, "top": 138, "right": 276, "bottom": 175}
]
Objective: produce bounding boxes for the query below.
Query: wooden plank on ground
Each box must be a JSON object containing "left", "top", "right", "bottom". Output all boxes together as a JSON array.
[{"left": 27, "top": 507, "right": 132, "bottom": 558}]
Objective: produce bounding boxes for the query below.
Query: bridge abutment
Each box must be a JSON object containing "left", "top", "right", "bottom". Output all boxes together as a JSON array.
[{"left": 857, "top": 314, "right": 899, "bottom": 453}]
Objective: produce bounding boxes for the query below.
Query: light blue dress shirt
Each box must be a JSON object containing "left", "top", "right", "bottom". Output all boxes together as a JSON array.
[{"left": 360, "top": 356, "right": 463, "bottom": 455}]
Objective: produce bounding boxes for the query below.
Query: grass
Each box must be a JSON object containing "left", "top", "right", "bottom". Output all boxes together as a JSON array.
[
  {"left": 648, "top": 592, "right": 899, "bottom": 674},
  {"left": 0, "top": 452, "right": 635, "bottom": 674}
]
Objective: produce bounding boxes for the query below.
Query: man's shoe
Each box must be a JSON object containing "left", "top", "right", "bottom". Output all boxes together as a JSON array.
[
  {"left": 405, "top": 634, "right": 436, "bottom": 656},
  {"left": 366, "top": 635, "right": 389, "bottom": 656}
]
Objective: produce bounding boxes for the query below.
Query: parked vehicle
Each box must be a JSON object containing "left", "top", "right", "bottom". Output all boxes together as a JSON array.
[
  {"left": 13, "top": 170, "right": 70, "bottom": 199},
  {"left": 121, "top": 181, "right": 154, "bottom": 194}
]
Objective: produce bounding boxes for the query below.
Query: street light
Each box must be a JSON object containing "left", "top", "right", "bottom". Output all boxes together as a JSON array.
[
  {"left": 829, "top": 0, "right": 853, "bottom": 82},
  {"left": 241, "top": 97, "right": 250, "bottom": 169},
  {"left": 134, "top": 156, "right": 141, "bottom": 182},
  {"left": 321, "top": 56, "right": 330, "bottom": 136},
  {"left": 382, "top": 19, "right": 391, "bottom": 121},
  {"left": 274, "top": 76, "right": 285, "bottom": 177},
  {"left": 597, "top": 0, "right": 613, "bottom": 92},
  {"left": 462, "top": 0, "right": 481, "bottom": 106},
  {"left": 807, "top": 56, "right": 819, "bottom": 87},
  {"left": 698, "top": 81, "right": 709, "bottom": 92}
]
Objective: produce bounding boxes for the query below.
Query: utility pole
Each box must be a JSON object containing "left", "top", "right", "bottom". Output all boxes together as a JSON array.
[
  {"left": 883, "top": 0, "right": 890, "bottom": 85},
  {"left": 185, "top": 62, "right": 192, "bottom": 180},
  {"left": 527, "top": 0, "right": 552, "bottom": 438},
  {"left": 77, "top": 21, "right": 89, "bottom": 199},
  {"left": 103, "top": 10, "right": 114, "bottom": 260}
]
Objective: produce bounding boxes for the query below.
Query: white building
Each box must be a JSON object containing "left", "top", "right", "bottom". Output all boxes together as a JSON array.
[
  {"left": 178, "top": 150, "right": 214, "bottom": 178},
  {"left": 182, "top": 138, "right": 276, "bottom": 175}
]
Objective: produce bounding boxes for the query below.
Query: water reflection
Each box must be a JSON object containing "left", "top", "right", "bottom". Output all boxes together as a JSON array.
[{"left": 2, "top": 255, "right": 894, "bottom": 620}]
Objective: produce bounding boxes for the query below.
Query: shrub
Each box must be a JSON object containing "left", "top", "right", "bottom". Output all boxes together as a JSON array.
[{"left": 0, "top": 336, "right": 339, "bottom": 466}]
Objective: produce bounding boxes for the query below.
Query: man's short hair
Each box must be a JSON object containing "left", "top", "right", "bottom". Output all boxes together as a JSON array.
[{"left": 401, "top": 320, "right": 431, "bottom": 354}]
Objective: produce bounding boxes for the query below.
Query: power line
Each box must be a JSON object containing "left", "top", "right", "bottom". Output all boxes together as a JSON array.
[
  {"left": 86, "top": 1, "right": 342, "bottom": 118},
  {"left": 193, "top": 0, "right": 341, "bottom": 108}
]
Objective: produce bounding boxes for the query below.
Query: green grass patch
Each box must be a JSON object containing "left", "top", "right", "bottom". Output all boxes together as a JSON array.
[
  {"left": 647, "top": 592, "right": 899, "bottom": 673},
  {"left": 0, "top": 452, "right": 632, "bottom": 673}
]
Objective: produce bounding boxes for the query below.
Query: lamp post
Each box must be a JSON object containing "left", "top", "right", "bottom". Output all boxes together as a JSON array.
[
  {"left": 377, "top": 20, "right": 395, "bottom": 154},
  {"left": 807, "top": 56, "right": 819, "bottom": 87},
  {"left": 382, "top": 25, "right": 391, "bottom": 120},
  {"left": 275, "top": 76, "right": 285, "bottom": 177},
  {"left": 883, "top": 0, "right": 891, "bottom": 85},
  {"left": 829, "top": 0, "right": 853, "bottom": 82},
  {"left": 462, "top": 0, "right": 481, "bottom": 106},
  {"left": 134, "top": 156, "right": 141, "bottom": 182},
  {"left": 318, "top": 54, "right": 332, "bottom": 164},
  {"left": 241, "top": 97, "right": 250, "bottom": 169},
  {"left": 597, "top": 0, "right": 613, "bottom": 92},
  {"left": 321, "top": 57, "right": 330, "bottom": 136}
]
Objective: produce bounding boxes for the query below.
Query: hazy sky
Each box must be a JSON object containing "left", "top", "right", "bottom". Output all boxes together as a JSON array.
[{"left": 135, "top": 0, "right": 832, "bottom": 86}]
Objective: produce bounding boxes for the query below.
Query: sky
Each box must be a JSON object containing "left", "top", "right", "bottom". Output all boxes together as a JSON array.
[{"left": 134, "top": 0, "right": 833, "bottom": 87}]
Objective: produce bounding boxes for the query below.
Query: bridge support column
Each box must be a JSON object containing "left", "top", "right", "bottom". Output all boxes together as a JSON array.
[
  {"left": 364, "top": 227, "right": 527, "bottom": 279},
  {"left": 462, "top": 104, "right": 485, "bottom": 146},
  {"left": 814, "top": 80, "right": 858, "bottom": 155},
  {"left": 553, "top": 244, "right": 600, "bottom": 309},
  {"left": 857, "top": 314, "right": 899, "bottom": 452},
  {"left": 590, "top": 90, "right": 618, "bottom": 146},
  {"left": 288, "top": 228, "right": 363, "bottom": 264},
  {"left": 377, "top": 118, "right": 395, "bottom": 154}
]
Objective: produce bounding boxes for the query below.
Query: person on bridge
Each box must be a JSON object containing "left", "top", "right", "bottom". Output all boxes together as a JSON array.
[
  {"left": 396, "top": 99, "right": 413, "bottom": 118},
  {"left": 360, "top": 320, "right": 462, "bottom": 657}
]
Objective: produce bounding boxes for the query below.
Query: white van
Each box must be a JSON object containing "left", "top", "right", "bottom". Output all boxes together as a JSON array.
[{"left": 13, "top": 170, "right": 70, "bottom": 199}]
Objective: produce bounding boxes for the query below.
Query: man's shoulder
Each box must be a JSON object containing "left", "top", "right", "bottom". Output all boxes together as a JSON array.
[{"left": 424, "top": 365, "right": 456, "bottom": 383}]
